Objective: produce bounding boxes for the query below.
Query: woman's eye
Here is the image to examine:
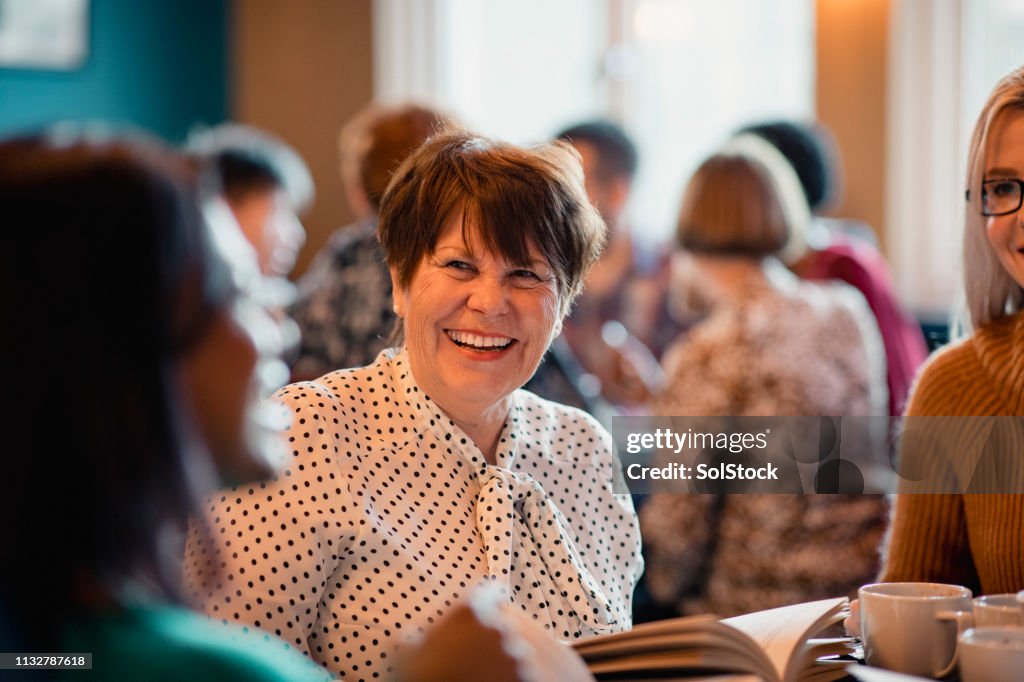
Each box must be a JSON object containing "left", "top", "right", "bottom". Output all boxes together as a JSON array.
[
  {"left": 994, "top": 181, "right": 1018, "bottom": 197},
  {"left": 511, "top": 269, "right": 541, "bottom": 280},
  {"left": 985, "top": 180, "right": 1019, "bottom": 198},
  {"left": 444, "top": 260, "right": 474, "bottom": 272}
]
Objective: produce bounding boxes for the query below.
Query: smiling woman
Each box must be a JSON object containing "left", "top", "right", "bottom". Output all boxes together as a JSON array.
[
  {"left": 980, "top": 109, "right": 1024, "bottom": 289},
  {"left": 185, "top": 130, "right": 643, "bottom": 681},
  {"left": 878, "top": 64, "right": 1024, "bottom": 596},
  {"left": 392, "top": 209, "right": 563, "bottom": 458},
  {"left": 378, "top": 131, "right": 603, "bottom": 462}
]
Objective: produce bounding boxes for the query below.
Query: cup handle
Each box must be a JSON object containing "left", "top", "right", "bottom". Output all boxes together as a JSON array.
[{"left": 933, "top": 609, "right": 974, "bottom": 678}]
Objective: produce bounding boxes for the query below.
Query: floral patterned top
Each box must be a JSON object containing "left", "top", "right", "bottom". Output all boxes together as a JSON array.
[
  {"left": 289, "top": 219, "right": 395, "bottom": 379},
  {"left": 640, "top": 265, "right": 889, "bottom": 617}
]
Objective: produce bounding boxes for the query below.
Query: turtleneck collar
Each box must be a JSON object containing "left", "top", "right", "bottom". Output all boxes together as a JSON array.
[{"left": 972, "top": 310, "right": 1024, "bottom": 414}]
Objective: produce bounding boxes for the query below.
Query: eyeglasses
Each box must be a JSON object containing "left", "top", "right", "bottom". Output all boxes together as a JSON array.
[{"left": 968, "top": 178, "right": 1024, "bottom": 216}]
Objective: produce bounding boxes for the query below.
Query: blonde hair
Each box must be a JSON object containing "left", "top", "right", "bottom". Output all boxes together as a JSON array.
[
  {"left": 958, "top": 66, "right": 1024, "bottom": 336},
  {"left": 676, "top": 137, "right": 810, "bottom": 259}
]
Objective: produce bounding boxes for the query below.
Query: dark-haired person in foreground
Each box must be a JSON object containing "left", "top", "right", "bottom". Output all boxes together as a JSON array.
[
  {"left": 185, "top": 130, "right": 643, "bottom": 680},
  {"left": 0, "top": 131, "right": 329, "bottom": 681}
]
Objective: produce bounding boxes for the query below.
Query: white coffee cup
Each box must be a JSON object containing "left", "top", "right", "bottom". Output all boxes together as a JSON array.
[
  {"left": 859, "top": 582, "right": 973, "bottom": 677},
  {"left": 959, "top": 626, "right": 1024, "bottom": 682},
  {"left": 974, "top": 594, "right": 1024, "bottom": 627}
]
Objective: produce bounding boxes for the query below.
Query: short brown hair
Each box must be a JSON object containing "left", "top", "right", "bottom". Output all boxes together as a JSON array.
[
  {"left": 378, "top": 130, "right": 606, "bottom": 318},
  {"left": 339, "top": 103, "right": 452, "bottom": 210},
  {"left": 676, "top": 147, "right": 796, "bottom": 257}
]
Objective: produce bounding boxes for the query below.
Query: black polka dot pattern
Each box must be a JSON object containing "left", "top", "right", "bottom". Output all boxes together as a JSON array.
[{"left": 184, "top": 348, "right": 642, "bottom": 681}]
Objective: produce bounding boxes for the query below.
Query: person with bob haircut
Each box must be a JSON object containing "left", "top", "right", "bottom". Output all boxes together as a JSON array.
[
  {"left": 639, "top": 139, "right": 888, "bottom": 617},
  {"left": 0, "top": 132, "right": 592, "bottom": 682},
  {"left": 185, "top": 130, "right": 643, "bottom": 680},
  {"left": 876, "top": 64, "right": 1024, "bottom": 594}
]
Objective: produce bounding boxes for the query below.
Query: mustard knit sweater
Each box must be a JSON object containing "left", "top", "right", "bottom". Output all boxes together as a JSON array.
[{"left": 880, "top": 311, "right": 1024, "bottom": 594}]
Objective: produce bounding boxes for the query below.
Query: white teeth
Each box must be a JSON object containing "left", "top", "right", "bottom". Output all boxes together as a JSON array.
[{"left": 447, "top": 330, "right": 513, "bottom": 349}]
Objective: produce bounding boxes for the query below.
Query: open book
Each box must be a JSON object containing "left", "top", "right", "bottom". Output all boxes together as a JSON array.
[{"left": 573, "top": 597, "right": 854, "bottom": 682}]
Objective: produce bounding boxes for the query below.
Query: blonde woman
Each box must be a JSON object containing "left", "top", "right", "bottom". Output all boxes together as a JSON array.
[{"left": 878, "top": 65, "right": 1024, "bottom": 593}]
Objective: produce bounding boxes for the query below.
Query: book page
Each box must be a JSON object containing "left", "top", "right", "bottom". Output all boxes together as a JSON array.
[
  {"left": 721, "top": 597, "right": 849, "bottom": 682},
  {"left": 574, "top": 613, "right": 720, "bottom": 655},
  {"left": 587, "top": 647, "right": 766, "bottom": 677},
  {"left": 575, "top": 615, "right": 772, "bottom": 678},
  {"left": 792, "top": 638, "right": 858, "bottom": 678}
]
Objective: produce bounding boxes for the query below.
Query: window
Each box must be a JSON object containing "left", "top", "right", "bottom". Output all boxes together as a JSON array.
[
  {"left": 619, "top": 0, "right": 814, "bottom": 241},
  {"left": 374, "top": 0, "right": 606, "bottom": 145},
  {"left": 889, "top": 0, "right": 1024, "bottom": 315},
  {"left": 374, "top": 0, "right": 815, "bottom": 243}
]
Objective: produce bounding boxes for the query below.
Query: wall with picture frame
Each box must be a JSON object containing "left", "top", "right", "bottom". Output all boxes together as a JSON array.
[{"left": 0, "top": 0, "right": 226, "bottom": 143}]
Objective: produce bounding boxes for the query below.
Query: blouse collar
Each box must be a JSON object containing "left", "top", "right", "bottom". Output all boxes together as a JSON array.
[{"left": 388, "top": 346, "right": 522, "bottom": 470}]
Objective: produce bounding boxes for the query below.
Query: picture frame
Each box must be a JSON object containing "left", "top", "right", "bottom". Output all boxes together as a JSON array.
[{"left": 0, "top": 0, "right": 88, "bottom": 71}]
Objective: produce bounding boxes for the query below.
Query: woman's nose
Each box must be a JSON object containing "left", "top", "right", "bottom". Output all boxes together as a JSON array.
[{"left": 466, "top": 276, "right": 510, "bottom": 316}]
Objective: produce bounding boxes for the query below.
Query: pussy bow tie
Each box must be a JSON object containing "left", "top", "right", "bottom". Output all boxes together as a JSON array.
[{"left": 475, "top": 465, "right": 616, "bottom": 638}]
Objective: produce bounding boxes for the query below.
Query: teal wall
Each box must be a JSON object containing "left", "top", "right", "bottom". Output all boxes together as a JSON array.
[{"left": 0, "top": 0, "right": 227, "bottom": 143}]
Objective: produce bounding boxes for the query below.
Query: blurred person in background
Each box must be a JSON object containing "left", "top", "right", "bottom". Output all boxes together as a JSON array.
[
  {"left": 736, "top": 121, "right": 929, "bottom": 417},
  {"left": 288, "top": 102, "right": 451, "bottom": 380},
  {"left": 187, "top": 123, "right": 315, "bottom": 371},
  {"left": 639, "top": 138, "right": 888, "bottom": 618},
  {"left": 187, "top": 123, "right": 313, "bottom": 280},
  {"left": 542, "top": 120, "right": 677, "bottom": 409}
]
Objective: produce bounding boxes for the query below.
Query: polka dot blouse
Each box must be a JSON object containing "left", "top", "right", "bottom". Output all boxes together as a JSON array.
[{"left": 184, "top": 347, "right": 642, "bottom": 681}]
